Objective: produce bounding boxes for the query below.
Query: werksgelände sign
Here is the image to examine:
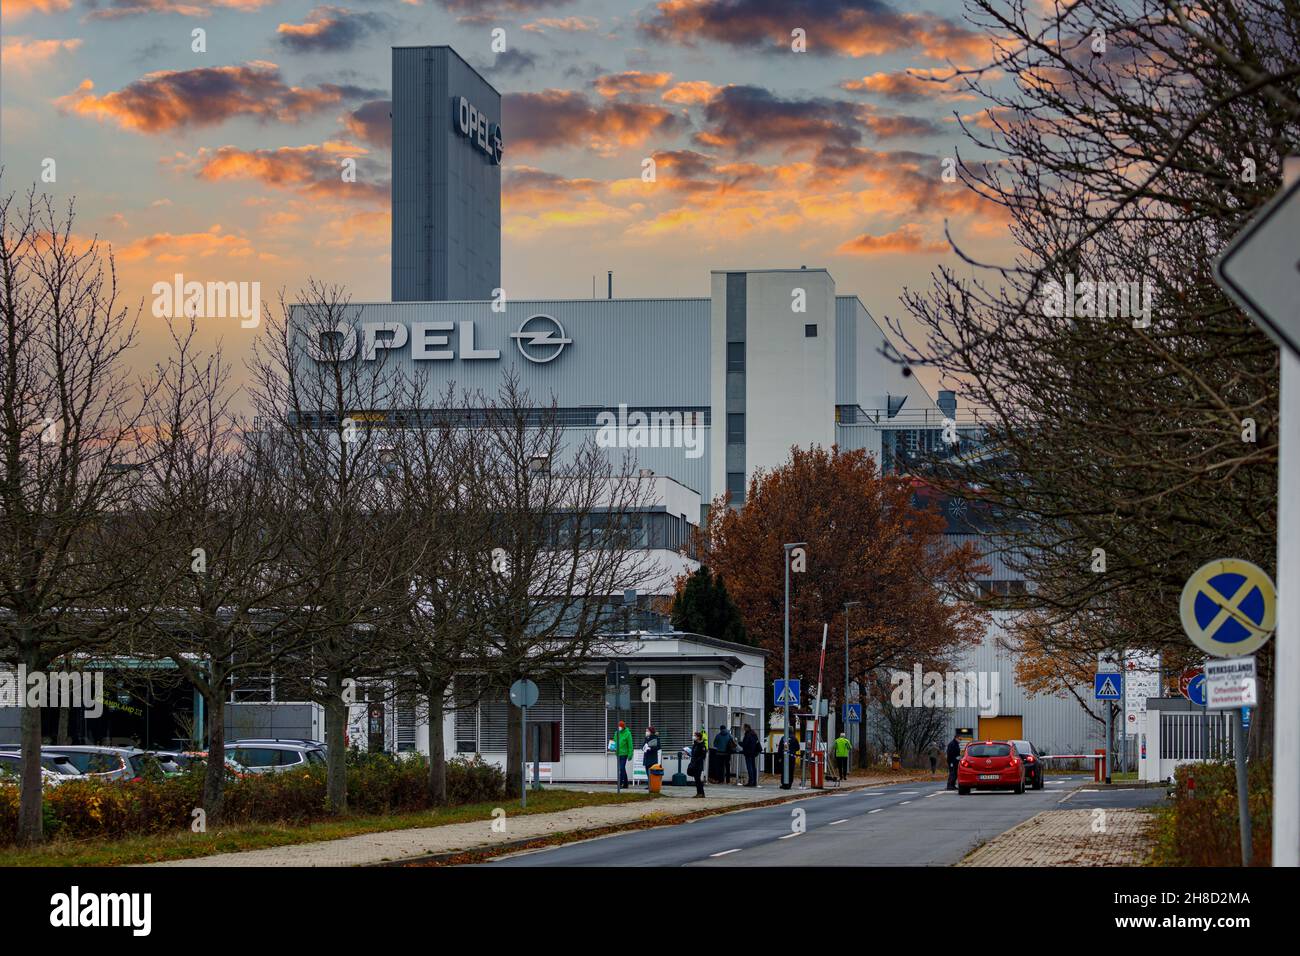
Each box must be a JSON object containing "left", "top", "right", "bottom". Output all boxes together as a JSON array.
[
  {"left": 454, "top": 95, "right": 503, "bottom": 165},
  {"left": 305, "top": 315, "right": 570, "bottom": 363}
]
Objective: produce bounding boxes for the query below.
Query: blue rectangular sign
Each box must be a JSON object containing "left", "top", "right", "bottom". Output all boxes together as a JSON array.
[
  {"left": 1094, "top": 673, "right": 1123, "bottom": 700},
  {"left": 774, "top": 679, "right": 801, "bottom": 707},
  {"left": 844, "top": 703, "right": 862, "bottom": 723}
]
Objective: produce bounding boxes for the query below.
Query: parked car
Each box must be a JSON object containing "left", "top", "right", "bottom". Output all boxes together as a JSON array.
[
  {"left": 176, "top": 751, "right": 252, "bottom": 778},
  {"left": 225, "top": 741, "right": 326, "bottom": 774},
  {"left": 126, "top": 751, "right": 187, "bottom": 780},
  {"left": 0, "top": 751, "right": 82, "bottom": 787},
  {"left": 1008, "top": 739, "right": 1045, "bottom": 790},
  {"left": 228, "top": 738, "right": 328, "bottom": 754},
  {"left": 15, "top": 746, "right": 140, "bottom": 782},
  {"left": 957, "top": 740, "right": 1026, "bottom": 795}
]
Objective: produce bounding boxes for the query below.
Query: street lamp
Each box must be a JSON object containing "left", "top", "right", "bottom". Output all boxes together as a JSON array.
[
  {"left": 783, "top": 542, "right": 807, "bottom": 789},
  {"left": 844, "top": 600, "right": 861, "bottom": 769}
]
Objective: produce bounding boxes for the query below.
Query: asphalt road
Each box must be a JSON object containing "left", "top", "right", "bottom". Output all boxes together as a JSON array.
[{"left": 487, "top": 776, "right": 1166, "bottom": 867}]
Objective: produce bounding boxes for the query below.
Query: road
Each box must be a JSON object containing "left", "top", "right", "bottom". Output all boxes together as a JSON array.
[{"left": 487, "top": 776, "right": 1166, "bottom": 867}]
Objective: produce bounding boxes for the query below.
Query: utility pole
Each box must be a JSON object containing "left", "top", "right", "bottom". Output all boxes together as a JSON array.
[
  {"left": 783, "top": 542, "right": 806, "bottom": 789},
  {"left": 844, "top": 600, "right": 861, "bottom": 767}
]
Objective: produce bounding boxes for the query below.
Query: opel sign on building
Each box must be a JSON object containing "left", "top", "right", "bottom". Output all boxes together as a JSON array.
[
  {"left": 305, "top": 315, "right": 569, "bottom": 363},
  {"left": 454, "top": 95, "right": 503, "bottom": 165}
]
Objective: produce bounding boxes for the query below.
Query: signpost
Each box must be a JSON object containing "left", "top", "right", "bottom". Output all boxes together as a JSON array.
[
  {"left": 1213, "top": 158, "right": 1300, "bottom": 866},
  {"left": 1095, "top": 668, "right": 1121, "bottom": 784},
  {"left": 509, "top": 678, "right": 539, "bottom": 808},
  {"left": 1179, "top": 560, "right": 1277, "bottom": 867},
  {"left": 844, "top": 703, "right": 862, "bottom": 722},
  {"left": 782, "top": 542, "right": 806, "bottom": 789},
  {"left": 774, "top": 679, "right": 801, "bottom": 708}
]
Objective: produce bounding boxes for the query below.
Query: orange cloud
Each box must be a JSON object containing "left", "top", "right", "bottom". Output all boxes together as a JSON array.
[
  {"left": 593, "top": 71, "right": 673, "bottom": 98},
  {"left": 837, "top": 225, "right": 948, "bottom": 255},
  {"left": 1, "top": 0, "right": 73, "bottom": 18},
  {"left": 1, "top": 37, "right": 82, "bottom": 71},
  {"left": 181, "top": 142, "right": 388, "bottom": 205},
  {"left": 57, "top": 62, "right": 379, "bottom": 133},
  {"left": 662, "top": 80, "right": 720, "bottom": 105},
  {"left": 841, "top": 68, "right": 978, "bottom": 102},
  {"left": 114, "top": 225, "right": 254, "bottom": 264},
  {"left": 521, "top": 16, "right": 598, "bottom": 33},
  {"left": 503, "top": 90, "right": 684, "bottom": 155}
]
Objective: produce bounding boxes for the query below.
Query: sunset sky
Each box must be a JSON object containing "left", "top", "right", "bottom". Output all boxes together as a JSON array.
[{"left": 1, "top": 0, "right": 1019, "bottom": 390}]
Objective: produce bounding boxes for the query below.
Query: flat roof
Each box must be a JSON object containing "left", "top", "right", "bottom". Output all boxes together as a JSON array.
[{"left": 391, "top": 45, "right": 499, "bottom": 96}]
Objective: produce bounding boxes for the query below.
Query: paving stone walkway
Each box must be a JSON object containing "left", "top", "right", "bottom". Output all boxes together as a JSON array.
[{"left": 958, "top": 808, "right": 1154, "bottom": 866}]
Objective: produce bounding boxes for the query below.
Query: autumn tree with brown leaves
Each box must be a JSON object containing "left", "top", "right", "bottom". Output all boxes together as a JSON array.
[{"left": 698, "top": 446, "right": 989, "bottom": 763}]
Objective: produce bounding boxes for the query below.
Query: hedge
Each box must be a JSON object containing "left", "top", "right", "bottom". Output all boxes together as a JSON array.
[
  {"left": 1150, "top": 759, "right": 1271, "bottom": 866},
  {"left": 0, "top": 752, "right": 504, "bottom": 845}
]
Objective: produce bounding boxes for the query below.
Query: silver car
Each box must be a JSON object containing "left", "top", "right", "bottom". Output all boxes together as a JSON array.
[
  {"left": 0, "top": 751, "right": 83, "bottom": 787},
  {"left": 16, "top": 746, "right": 141, "bottom": 782},
  {"left": 225, "top": 741, "right": 326, "bottom": 774}
]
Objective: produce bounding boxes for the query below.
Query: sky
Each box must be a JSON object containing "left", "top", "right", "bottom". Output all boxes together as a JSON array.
[{"left": 1, "top": 0, "right": 1019, "bottom": 395}]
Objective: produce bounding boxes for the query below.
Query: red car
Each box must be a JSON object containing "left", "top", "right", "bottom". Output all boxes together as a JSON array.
[{"left": 957, "top": 740, "right": 1025, "bottom": 794}]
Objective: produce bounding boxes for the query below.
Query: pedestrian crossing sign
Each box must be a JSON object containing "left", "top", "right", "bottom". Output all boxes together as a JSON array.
[
  {"left": 1094, "top": 673, "right": 1122, "bottom": 700},
  {"left": 774, "top": 679, "right": 801, "bottom": 707}
]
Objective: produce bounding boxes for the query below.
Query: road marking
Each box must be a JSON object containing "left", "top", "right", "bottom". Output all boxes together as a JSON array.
[
  {"left": 897, "top": 791, "right": 919, "bottom": 795},
  {"left": 899, "top": 800, "right": 912, "bottom": 805},
  {"left": 829, "top": 818, "right": 848, "bottom": 825},
  {"left": 779, "top": 832, "right": 800, "bottom": 840},
  {"left": 868, "top": 808, "right": 883, "bottom": 814},
  {"left": 710, "top": 848, "right": 742, "bottom": 858}
]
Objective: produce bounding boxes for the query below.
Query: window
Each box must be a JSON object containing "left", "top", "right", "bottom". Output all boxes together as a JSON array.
[
  {"left": 726, "top": 413, "right": 745, "bottom": 444},
  {"left": 726, "top": 471, "right": 746, "bottom": 503},
  {"left": 804, "top": 324, "right": 817, "bottom": 337},
  {"left": 727, "top": 342, "right": 745, "bottom": 372}
]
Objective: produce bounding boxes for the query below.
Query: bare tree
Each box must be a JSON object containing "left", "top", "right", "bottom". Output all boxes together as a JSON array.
[
  {"left": 472, "top": 373, "right": 660, "bottom": 796},
  {"left": 247, "top": 282, "right": 419, "bottom": 812},
  {"left": 124, "top": 320, "right": 314, "bottom": 824},
  {"left": 0, "top": 187, "right": 154, "bottom": 844}
]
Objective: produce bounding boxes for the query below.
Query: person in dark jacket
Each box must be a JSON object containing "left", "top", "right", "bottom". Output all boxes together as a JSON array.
[
  {"left": 946, "top": 734, "right": 962, "bottom": 790},
  {"left": 740, "top": 724, "right": 761, "bottom": 787},
  {"left": 642, "top": 726, "right": 660, "bottom": 774},
  {"left": 687, "top": 731, "right": 707, "bottom": 797},
  {"left": 713, "top": 725, "right": 736, "bottom": 783},
  {"left": 777, "top": 731, "right": 800, "bottom": 789}
]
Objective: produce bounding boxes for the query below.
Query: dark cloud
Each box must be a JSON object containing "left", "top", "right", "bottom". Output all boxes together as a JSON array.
[
  {"left": 503, "top": 89, "right": 684, "bottom": 153},
  {"left": 277, "top": 6, "right": 390, "bottom": 54},
  {"left": 344, "top": 99, "right": 392, "bottom": 148},
  {"left": 478, "top": 48, "right": 539, "bottom": 75},
  {"left": 438, "top": 0, "right": 575, "bottom": 12},
  {"left": 639, "top": 0, "right": 987, "bottom": 61}
]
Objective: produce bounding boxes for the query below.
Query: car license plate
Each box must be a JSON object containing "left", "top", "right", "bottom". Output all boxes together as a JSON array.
[{"left": 979, "top": 774, "right": 999, "bottom": 780}]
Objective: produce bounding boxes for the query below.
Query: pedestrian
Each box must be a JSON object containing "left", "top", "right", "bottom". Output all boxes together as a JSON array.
[
  {"left": 740, "top": 723, "right": 761, "bottom": 787},
  {"left": 777, "top": 730, "right": 800, "bottom": 789},
  {"left": 615, "top": 720, "right": 634, "bottom": 788},
  {"left": 929, "top": 748, "right": 938, "bottom": 776},
  {"left": 946, "top": 732, "right": 962, "bottom": 790},
  {"left": 834, "top": 729, "right": 851, "bottom": 782},
  {"left": 688, "top": 731, "right": 707, "bottom": 797},
  {"left": 712, "top": 724, "right": 735, "bottom": 783},
  {"left": 642, "top": 725, "right": 660, "bottom": 776}
]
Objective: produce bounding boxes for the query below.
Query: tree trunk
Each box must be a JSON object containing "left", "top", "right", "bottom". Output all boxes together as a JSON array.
[
  {"left": 324, "top": 681, "right": 348, "bottom": 813},
  {"left": 17, "top": 638, "right": 44, "bottom": 847},
  {"left": 426, "top": 678, "right": 448, "bottom": 805},
  {"left": 203, "top": 691, "right": 227, "bottom": 827}
]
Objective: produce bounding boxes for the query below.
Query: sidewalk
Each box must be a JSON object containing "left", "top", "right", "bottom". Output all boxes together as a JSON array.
[
  {"left": 957, "top": 809, "right": 1155, "bottom": 866},
  {"left": 147, "top": 772, "right": 918, "bottom": 867}
]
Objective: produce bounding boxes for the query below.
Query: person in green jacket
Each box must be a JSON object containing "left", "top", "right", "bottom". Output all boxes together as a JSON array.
[
  {"left": 615, "top": 720, "right": 634, "bottom": 788},
  {"left": 834, "top": 731, "right": 852, "bottom": 782}
]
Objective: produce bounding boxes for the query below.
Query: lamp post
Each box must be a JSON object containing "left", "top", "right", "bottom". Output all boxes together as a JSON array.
[
  {"left": 783, "top": 542, "right": 807, "bottom": 789},
  {"left": 844, "top": 600, "right": 861, "bottom": 770}
]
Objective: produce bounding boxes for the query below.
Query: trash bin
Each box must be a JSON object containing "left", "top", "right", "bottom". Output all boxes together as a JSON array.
[{"left": 648, "top": 765, "right": 664, "bottom": 793}]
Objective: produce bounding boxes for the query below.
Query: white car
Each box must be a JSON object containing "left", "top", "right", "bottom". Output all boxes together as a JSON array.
[{"left": 0, "top": 751, "right": 83, "bottom": 787}]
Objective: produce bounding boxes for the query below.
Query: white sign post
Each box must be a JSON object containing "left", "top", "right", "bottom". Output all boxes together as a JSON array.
[
  {"left": 1213, "top": 157, "right": 1300, "bottom": 867},
  {"left": 1205, "top": 656, "right": 1259, "bottom": 709}
]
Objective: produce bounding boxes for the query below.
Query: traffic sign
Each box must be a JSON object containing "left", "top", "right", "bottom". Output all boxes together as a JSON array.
[
  {"left": 844, "top": 703, "right": 862, "bottom": 723},
  {"left": 774, "top": 679, "right": 801, "bottom": 707},
  {"left": 1179, "top": 559, "right": 1276, "bottom": 657},
  {"left": 1205, "top": 655, "right": 1258, "bottom": 709},
  {"left": 1242, "top": 707, "right": 1252, "bottom": 730},
  {"left": 604, "top": 686, "right": 630, "bottom": 710},
  {"left": 1184, "top": 672, "right": 1207, "bottom": 708},
  {"left": 1094, "top": 673, "right": 1122, "bottom": 700},
  {"left": 1178, "top": 668, "right": 1203, "bottom": 700},
  {"left": 509, "top": 678, "right": 539, "bottom": 708},
  {"left": 1214, "top": 176, "right": 1300, "bottom": 357}
]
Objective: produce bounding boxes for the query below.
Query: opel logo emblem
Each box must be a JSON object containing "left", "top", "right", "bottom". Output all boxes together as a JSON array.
[{"left": 510, "top": 313, "right": 572, "bottom": 364}]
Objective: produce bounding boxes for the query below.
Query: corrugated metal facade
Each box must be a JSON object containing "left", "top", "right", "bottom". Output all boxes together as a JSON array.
[{"left": 391, "top": 47, "right": 501, "bottom": 301}]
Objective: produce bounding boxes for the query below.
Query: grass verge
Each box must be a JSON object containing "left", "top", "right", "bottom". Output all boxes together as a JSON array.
[{"left": 0, "top": 788, "right": 647, "bottom": 868}]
